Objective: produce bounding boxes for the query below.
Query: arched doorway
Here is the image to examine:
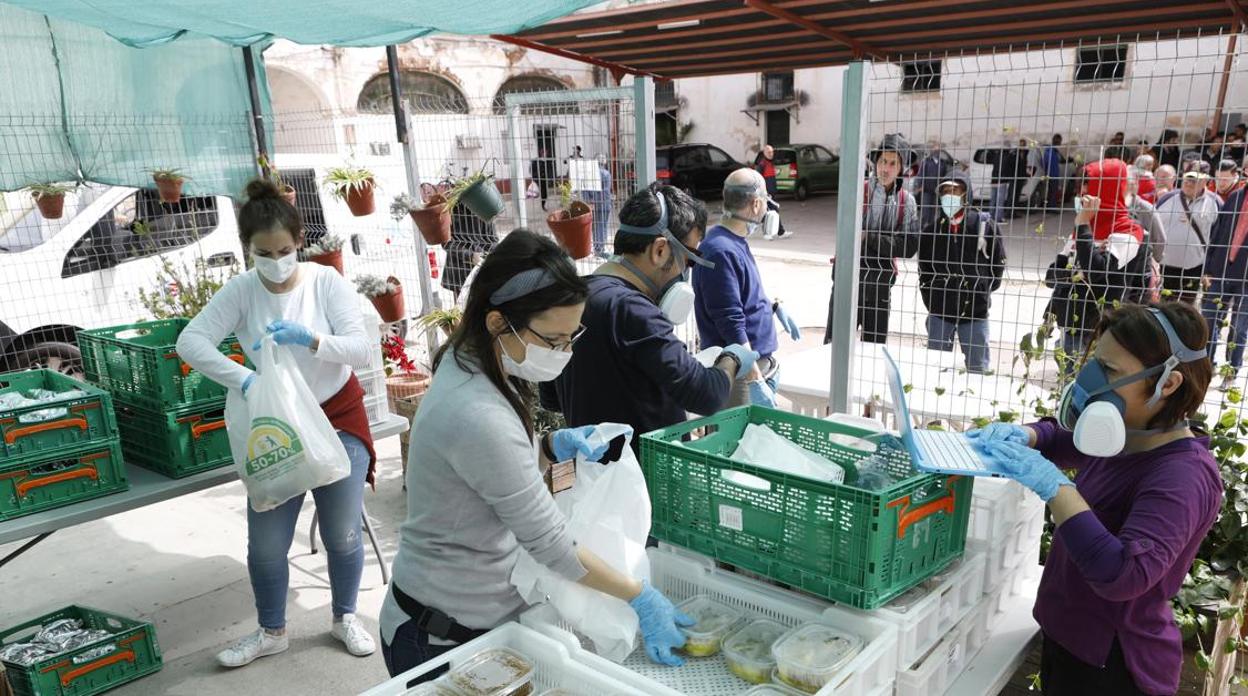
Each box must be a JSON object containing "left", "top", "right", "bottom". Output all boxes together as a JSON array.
[{"left": 357, "top": 71, "right": 469, "bottom": 114}]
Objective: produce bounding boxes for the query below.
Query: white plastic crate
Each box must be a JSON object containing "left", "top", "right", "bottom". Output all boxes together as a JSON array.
[
  {"left": 863, "top": 552, "right": 985, "bottom": 669},
  {"left": 521, "top": 547, "right": 899, "bottom": 696},
  {"left": 893, "top": 623, "right": 971, "bottom": 696},
  {"left": 961, "top": 592, "right": 994, "bottom": 660},
  {"left": 359, "top": 622, "right": 645, "bottom": 695},
  {"left": 967, "top": 477, "right": 1028, "bottom": 545},
  {"left": 364, "top": 392, "right": 389, "bottom": 426},
  {"left": 355, "top": 366, "right": 387, "bottom": 403},
  {"left": 359, "top": 294, "right": 386, "bottom": 372}
]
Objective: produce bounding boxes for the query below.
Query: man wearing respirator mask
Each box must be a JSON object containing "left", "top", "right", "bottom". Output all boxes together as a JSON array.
[
  {"left": 540, "top": 185, "right": 760, "bottom": 461},
  {"left": 967, "top": 302, "right": 1221, "bottom": 696},
  {"left": 692, "top": 168, "right": 803, "bottom": 408}
]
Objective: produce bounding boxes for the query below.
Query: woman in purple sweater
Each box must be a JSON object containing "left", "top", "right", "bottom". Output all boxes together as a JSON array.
[{"left": 968, "top": 302, "right": 1221, "bottom": 696}]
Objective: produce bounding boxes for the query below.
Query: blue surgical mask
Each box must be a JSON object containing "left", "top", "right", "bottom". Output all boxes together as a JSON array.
[{"left": 940, "top": 194, "right": 963, "bottom": 219}]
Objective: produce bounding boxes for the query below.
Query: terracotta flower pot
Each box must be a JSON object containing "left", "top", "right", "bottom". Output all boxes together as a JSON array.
[
  {"left": 409, "top": 194, "right": 452, "bottom": 246},
  {"left": 369, "top": 276, "right": 405, "bottom": 323},
  {"left": 154, "top": 176, "right": 184, "bottom": 204},
  {"left": 344, "top": 180, "right": 376, "bottom": 217},
  {"left": 282, "top": 185, "right": 297, "bottom": 206},
  {"left": 386, "top": 372, "right": 431, "bottom": 411},
  {"left": 460, "top": 178, "right": 505, "bottom": 222},
  {"left": 33, "top": 192, "right": 65, "bottom": 220},
  {"left": 547, "top": 201, "right": 594, "bottom": 260},
  {"left": 308, "top": 248, "right": 343, "bottom": 274}
]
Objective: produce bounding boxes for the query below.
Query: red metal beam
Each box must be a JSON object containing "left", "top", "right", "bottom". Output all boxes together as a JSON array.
[
  {"left": 742, "top": 0, "right": 885, "bottom": 60},
  {"left": 1227, "top": 0, "right": 1248, "bottom": 27},
  {"left": 489, "top": 34, "right": 664, "bottom": 81}
]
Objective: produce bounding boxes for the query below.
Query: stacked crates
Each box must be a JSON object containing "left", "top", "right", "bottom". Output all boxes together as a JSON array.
[
  {"left": 78, "top": 319, "right": 239, "bottom": 479},
  {"left": 0, "top": 370, "right": 127, "bottom": 520}
]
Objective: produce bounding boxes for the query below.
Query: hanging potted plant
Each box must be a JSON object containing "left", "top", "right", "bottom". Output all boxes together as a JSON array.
[
  {"left": 381, "top": 333, "right": 431, "bottom": 407},
  {"left": 392, "top": 193, "right": 451, "bottom": 247},
  {"left": 354, "top": 274, "right": 405, "bottom": 323},
  {"left": 304, "top": 233, "right": 345, "bottom": 274},
  {"left": 324, "top": 164, "right": 376, "bottom": 217},
  {"left": 258, "top": 155, "right": 297, "bottom": 205},
  {"left": 547, "top": 180, "right": 594, "bottom": 260},
  {"left": 416, "top": 307, "right": 463, "bottom": 339},
  {"left": 449, "top": 170, "right": 504, "bottom": 222},
  {"left": 27, "top": 182, "right": 75, "bottom": 220},
  {"left": 150, "top": 168, "right": 188, "bottom": 204}
]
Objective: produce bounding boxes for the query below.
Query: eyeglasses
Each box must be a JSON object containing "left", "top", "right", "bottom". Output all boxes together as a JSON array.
[{"left": 526, "top": 324, "right": 587, "bottom": 352}]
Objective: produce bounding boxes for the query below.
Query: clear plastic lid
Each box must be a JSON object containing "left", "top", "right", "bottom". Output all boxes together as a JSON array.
[
  {"left": 744, "top": 684, "right": 807, "bottom": 696},
  {"left": 723, "top": 619, "right": 788, "bottom": 684},
  {"left": 445, "top": 648, "right": 534, "bottom": 696},
  {"left": 676, "top": 595, "right": 742, "bottom": 640},
  {"left": 771, "top": 623, "right": 864, "bottom": 692}
]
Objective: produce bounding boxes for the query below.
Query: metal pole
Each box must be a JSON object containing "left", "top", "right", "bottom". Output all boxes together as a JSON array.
[
  {"left": 507, "top": 104, "right": 528, "bottom": 229},
  {"left": 633, "top": 76, "right": 656, "bottom": 192},
  {"left": 242, "top": 45, "right": 269, "bottom": 174},
  {"left": 386, "top": 45, "right": 440, "bottom": 357},
  {"left": 830, "top": 61, "right": 868, "bottom": 415}
]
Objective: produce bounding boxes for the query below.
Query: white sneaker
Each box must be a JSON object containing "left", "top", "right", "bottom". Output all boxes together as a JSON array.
[
  {"left": 331, "top": 614, "right": 376, "bottom": 657},
  {"left": 216, "top": 628, "right": 289, "bottom": 668},
  {"left": 775, "top": 229, "right": 795, "bottom": 240},
  {"left": 763, "top": 233, "right": 777, "bottom": 241}
]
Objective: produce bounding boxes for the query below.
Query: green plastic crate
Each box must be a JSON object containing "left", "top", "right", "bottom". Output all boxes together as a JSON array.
[
  {"left": 0, "top": 606, "right": 161, "bottom": 696},
  {"left": 640, "top": 406, "right": 972, "bottom": 609},
  {"left": 115, "top": 400, "right": 231, "bottom": 478},
  {"left": 0, "top": 440, "right": 128, "bottom": 521},
  {"left": 78, "top": 319, "right": 246, "bottom": 411},
  {"left": 0, "top": 370, "right": 118, "bottom": 466}
]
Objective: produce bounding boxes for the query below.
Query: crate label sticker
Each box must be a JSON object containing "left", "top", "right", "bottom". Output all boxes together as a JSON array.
[
  {"left": 947, "top": 642, "right": 963, "bottom": 667},
  {"left": 718, "top": 504, "right": 744, "bottom": 531},
  {"left": 244, "top": 417, "right": 306, "bottom": 479},
  {"left": 72, "top": 644, "right": 115, "bottom": 664}
]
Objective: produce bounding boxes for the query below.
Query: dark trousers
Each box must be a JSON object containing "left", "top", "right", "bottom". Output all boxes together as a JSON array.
[
  {"left": 1040, "top": 635, "right": 1147, "bottom": 696},
  {"left": 918, "top": 191, "right": 940, "bottom": 229},
  {"left": 382, "top": 619, "right": 457, "bottom": 687},
  {"left": 826, "top": 270, "right": 894, "bottom": 344},
  {"left": 1161, "top": 263, "right": 1203, "bottom": 304}
]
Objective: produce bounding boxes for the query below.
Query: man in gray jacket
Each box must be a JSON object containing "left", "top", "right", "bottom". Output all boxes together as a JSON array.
[{"left": 1155, "top": 161, "right": 1219, "bottom": 303}]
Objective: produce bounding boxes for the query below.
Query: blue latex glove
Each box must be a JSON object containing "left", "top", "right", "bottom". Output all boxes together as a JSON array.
[
  {"left": 253, "top": 320, "right": 316, "bottom": 350},
  {"left": 241, "top": 373, "right": 256, "bottom": 396},
  {"left": 774, "top": 304, "right": 801, "bottom": 341},
  {"left": 720, "top": 344, "right": 761, "bottom": 379},
  {"left": 979, "top": 440, "right": 1074, "bottom": 502},
  {"left": 748, "top": 380, "right": 777, "bottom": 408},
  {"left": 629, "top": 581, "right": 695, "bottom": 667},
  {"left": 966, "top": 422, "right": 1031, "bottom": 447},
  {"left": 549, "top": 426, "right": 610, "bottom": 462}
]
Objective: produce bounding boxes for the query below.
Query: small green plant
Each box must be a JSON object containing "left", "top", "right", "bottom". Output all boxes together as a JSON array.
[
  {"left": 445, "top": 170, "right": 493, "bottom": 209},
  {"left": 323, "top": 164, "right": 374, "bottom": 200},
  {"left": 256, "top": 154, "right": 287, "bottom": 190},
  {"left": 556, "top": 180, "right": 574, "bottom": 210},
  {"left": 135, "top": 256, "right": 238, "bottom": 320},
  {"left": 417, "top": 308, "right": 463, "bottom": 336},
  {"left": 27, "top": 182, "right": 75, "bottom": 197},
  {"left": 149, "top": 167, "right": 187, "bottom": 183},
  {"left": 353, "top": 273, "right": 396, "bottom": 299},
  {"left": 305, "top": 233, "right": 344, "bottom": 257}
]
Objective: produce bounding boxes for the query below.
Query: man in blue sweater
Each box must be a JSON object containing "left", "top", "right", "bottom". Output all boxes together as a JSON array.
[
  {"left": 539, "top": 184, "right": 759, "bottom": 459},
  {"left": 693, "top": 168, "right": 803, "bottom": 407}
]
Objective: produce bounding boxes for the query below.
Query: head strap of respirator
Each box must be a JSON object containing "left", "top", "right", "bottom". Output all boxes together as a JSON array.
[
  {"left": 616, "top": 190, "right": 714, "bottom": 279},
  {"left": 722, "top": 182, "right": 778, "bottom": 232}
]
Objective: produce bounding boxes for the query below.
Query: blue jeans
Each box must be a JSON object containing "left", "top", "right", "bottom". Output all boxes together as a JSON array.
[
  {"left": 248, "top": 431, "right": 369, "bottom": 629},
  {"left": 926, "top": 316, "right": 991, "bottom": 372},
  {"left": 382, "top": 619, "right": 455, "bottom": 685},
  {"left": 591, "top": 201, "right": 612, "bottom": 256},
  {"left": 1203, "top": 279, "right": 1248, "bottom": 372}
]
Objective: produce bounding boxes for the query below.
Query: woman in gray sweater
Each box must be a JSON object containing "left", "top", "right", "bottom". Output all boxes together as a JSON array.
[{"left": 381, "top": 230, "right": 691, "bottom": 685}]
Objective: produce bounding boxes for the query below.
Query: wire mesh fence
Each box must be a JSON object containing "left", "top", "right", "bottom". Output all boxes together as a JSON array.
[{"left": 831, "top": 31, "right": 1248, "bottom": 432}]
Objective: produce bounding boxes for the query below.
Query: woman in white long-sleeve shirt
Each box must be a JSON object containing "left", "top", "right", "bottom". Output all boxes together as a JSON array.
[
  {"left": 176, "top": 180, "right": 378, "bottom": 667},
  {"left": 381, "top": 230, "right": 695, "bottom": 687}
]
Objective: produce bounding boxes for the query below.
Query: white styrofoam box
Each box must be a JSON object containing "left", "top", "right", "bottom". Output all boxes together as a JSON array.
[
  {"left": 359, "top": 622, "right": 645, "bottom": 695},
  {"left": 364, "top": 392, "right": 389, "bottom": 426},
  {"left": 893, "top": 623, "right": 971, "bottom": 696},
  {"left": 355, "top": 366, "right": 387, "bottom": 402},
  {"left": 864, "top": 552, "right": 986, "bottom": 669},
  {"left": 967, "top": 477, "right": 1028, "bottom": 545},
  {"left": 521, "top": 547, "right": 899, "bottom": 696}
]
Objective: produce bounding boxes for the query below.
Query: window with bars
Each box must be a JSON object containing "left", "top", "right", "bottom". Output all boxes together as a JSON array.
[
  {"left": 901, "top": 60, "right": 942, "bottom": 93},
  {"left": 762, "top": 72, "right": 794, "bottom": 103},
  {"left": 1074, "top": 45, "right": 1128, "bottom": 84}
]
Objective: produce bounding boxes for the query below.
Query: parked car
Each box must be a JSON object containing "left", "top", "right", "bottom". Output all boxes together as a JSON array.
[
  {"left": 656, "top": 143, "right": 742, "bottom": 198},
  {"left": 772, "top": 144, "right": 840, "bottom": 200}
]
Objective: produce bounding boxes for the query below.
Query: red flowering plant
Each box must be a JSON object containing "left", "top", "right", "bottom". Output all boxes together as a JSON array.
[{"left": 381, "top": 334, "right": 421, "bottom": 377}]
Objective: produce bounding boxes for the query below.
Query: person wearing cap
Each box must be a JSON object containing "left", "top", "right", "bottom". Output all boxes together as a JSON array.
[
  {"left": 1155, "top": 160, "right": 1219, "bottom": 304},
  {"left": 1200, "top": 169, "right": 1248, "bottom": 391},
  {"left": 917, "top": 171, "right": 1005, "bottom": 373},
  {"left": 539, "top": 185, "right": 760, "bottom": 460},
  {"left": 382, "top": 230, "right": 696, "bottom": 684},
  {"left": 693, "top": 168, "right": 803, "bottom": 407},
  {"left": 824, "top": 133, "right": 919, "bottom": 345},
  {"left": 1212, "top": 159, "right": 1243, "bottom": 200}
]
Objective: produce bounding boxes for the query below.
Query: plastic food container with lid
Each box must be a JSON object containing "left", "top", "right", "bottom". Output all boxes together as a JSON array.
[
  {"left": 771, "top": 623, "right": 864, "bottom": 694},
  {"left": 676, "top": 595, "right": 743, "bottom": 657},
  {"left": 723, "top": 618, "right": 789, "bottom": 684},
  {"left": 445, "top": 647, "right": 535, "bottom": 696},
  {"left": 401, "top": 682, "right": 457, "bottom": 695},
  {"left": 745, "top": 683, "right": 807, "bottom": 696}
]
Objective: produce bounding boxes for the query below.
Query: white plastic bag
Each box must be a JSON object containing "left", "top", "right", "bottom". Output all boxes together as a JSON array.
[
  {"left": 511, "top": 423, "right": 649, "bottom": 663},
  {"left": 225, "top": 337, "right": 350, "bottom": 512},
  {"left": 731, "top": 423, "right": 846, "bottom": 484}
]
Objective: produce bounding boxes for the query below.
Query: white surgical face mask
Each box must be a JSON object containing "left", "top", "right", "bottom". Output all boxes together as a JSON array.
[
  {"left": 499, "top": 326, "right": 572, "bottom": 383},
  {"left": 940, "top": 194, "right": 963, "bottom": 219},
  {"left": 253, "top": 251, "right": 298, "bottom": 284}
]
